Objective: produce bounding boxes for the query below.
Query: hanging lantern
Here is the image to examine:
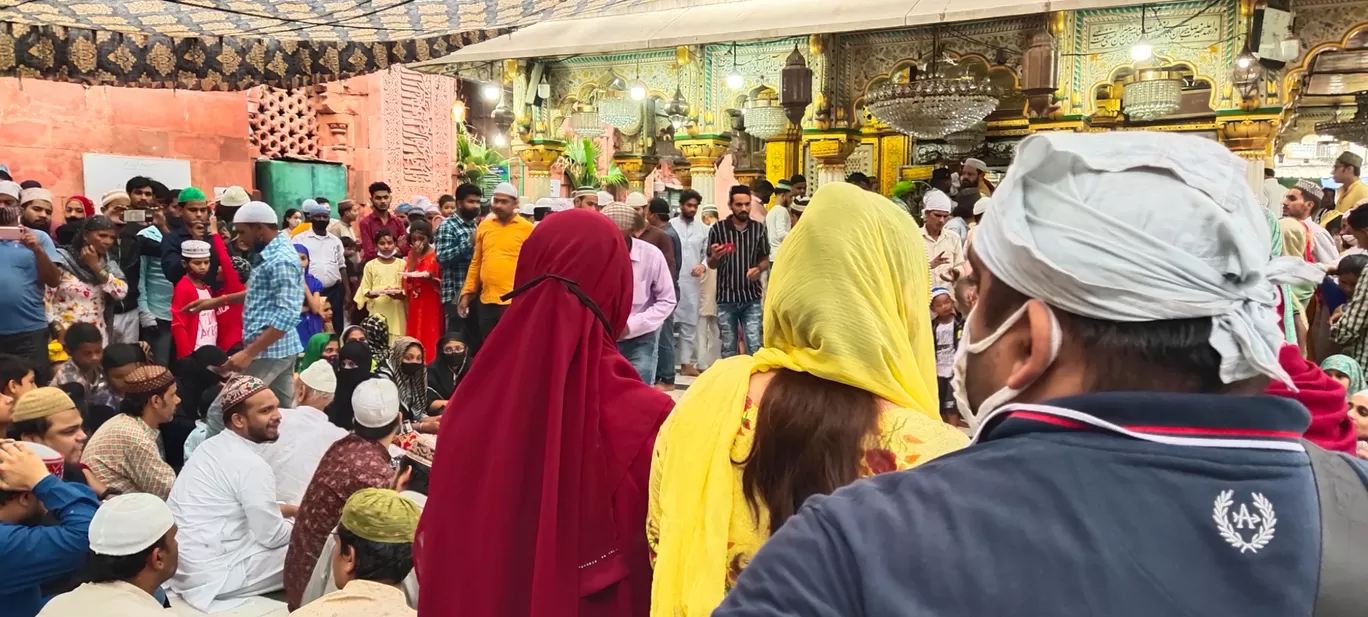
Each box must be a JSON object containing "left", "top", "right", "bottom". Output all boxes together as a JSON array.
[
  {"left": 780, "top": 45, "right": 812, "bottom": 127},
  {"left": 664, "top": 87, "right": 690, "bottom": 130},
  {"left": 1020, "top": 29, "right": 1058, "bottom": 118},
  {"left": 1232, "top": 46, "right": 1265, "bottom": 102},
  {"left": 491, "top": 99, "right": 515, "bottom": 135}
]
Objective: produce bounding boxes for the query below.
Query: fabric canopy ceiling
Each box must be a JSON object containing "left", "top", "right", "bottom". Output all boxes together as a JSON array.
[{"left": 0, "top": 0, "right": 654, "bottom": 90}]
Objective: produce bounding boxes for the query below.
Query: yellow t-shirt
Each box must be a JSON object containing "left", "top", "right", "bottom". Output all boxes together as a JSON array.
[{"left": 461, "top": 216, "right": 534, "bottom": 306}]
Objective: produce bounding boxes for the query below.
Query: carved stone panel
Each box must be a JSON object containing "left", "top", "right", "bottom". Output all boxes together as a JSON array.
[
  {"left": 248, "top": 86, "right": 320, "bottom": 159},
  {"left": 381, "top": 65, "right": 455, "bottom": 201}
]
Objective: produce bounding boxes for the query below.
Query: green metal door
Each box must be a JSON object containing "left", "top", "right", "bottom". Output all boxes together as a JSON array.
[{"left": 254, "top": 159, "right": 348, "bottom": 220}]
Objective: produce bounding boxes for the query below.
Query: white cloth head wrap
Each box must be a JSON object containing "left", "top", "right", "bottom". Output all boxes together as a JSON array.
[
  {"left": 922, "top": 189, "right": 952, "bottom": 213},
  {"left": 974, "top": 131, "right": 1324, "bottom": 388}
]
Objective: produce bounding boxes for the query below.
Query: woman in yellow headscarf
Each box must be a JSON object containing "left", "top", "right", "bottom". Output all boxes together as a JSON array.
[{"left": 646, "top": 183, "right": 968, "bottom": 617}]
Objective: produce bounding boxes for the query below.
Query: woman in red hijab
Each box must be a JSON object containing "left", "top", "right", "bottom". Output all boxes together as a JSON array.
[{"left": 416, "top": 208, "right": 674, "bottom": 617}]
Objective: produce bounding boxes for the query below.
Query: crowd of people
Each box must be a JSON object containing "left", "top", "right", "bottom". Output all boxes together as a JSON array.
[{"left": 2, "top": 129, "right": 1368, "bottom": 617}]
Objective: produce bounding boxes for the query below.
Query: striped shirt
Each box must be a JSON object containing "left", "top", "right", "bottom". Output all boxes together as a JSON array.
[{"left": 707, "top": 216, "right": 770, "bottom": 304}]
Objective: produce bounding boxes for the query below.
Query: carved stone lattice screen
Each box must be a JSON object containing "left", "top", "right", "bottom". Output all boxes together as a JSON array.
[{"left": 248, "top": 86, "right": 321, "bottom": 159}]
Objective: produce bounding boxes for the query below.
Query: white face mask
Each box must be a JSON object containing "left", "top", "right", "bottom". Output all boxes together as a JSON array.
[
  {"left": 952, "top": 301, "right": 1063, "bottom": 429},
  {"left": 378, "top": 249, "right": 396, "bottom": 259}
]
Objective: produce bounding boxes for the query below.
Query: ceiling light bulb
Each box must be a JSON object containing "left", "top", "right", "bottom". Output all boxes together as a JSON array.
[
  {"left": 493, "top": 133, "right": 507, "bottom": 147},
  {"left": 726, "top": 72, "right": 744, "bottom": 89},
  {"left": 1237, "top": 55, "right": 1252, "bottom": 68},
  {"left": 629, "top": 81, "right": 647, "bottom": 101},
  {"left": 481, "top": 83, "right": 501, "bottom": 101},
  {"left": 1130, "top": 41, "right": 1153, "bottom": 62},
  {"left": 671, "top": 118, "right": 683, "bottom": 129}
]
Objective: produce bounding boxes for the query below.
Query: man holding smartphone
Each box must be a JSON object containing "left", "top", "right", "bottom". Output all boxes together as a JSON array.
[{"left": 0, "top": 206, "right": 61, "bottom": 378}]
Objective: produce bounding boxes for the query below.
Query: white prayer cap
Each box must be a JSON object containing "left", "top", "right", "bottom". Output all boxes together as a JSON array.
[
  {"left": 963, "top": 158, "right": 988, "bottom": 173},
  {"left": 89, "top": 494, "right": 175, "bottom": 556},
  {"left": 973, "top": 195, "right": 992, "bottom": 216},
  {"left": 974, "top": 131, "right": 1323, "bottom": 388},
  {"left": 597, "top": 191, "right": 615, "bottom": 206},
  {"left": 552, "top": 198, "right": 574, "bottom": 212},
  {"left": 519, "top": 201, "right": 535, "bottom": 216},
  {"left": 299, "top": 360, "right": 336, "bottom": 394},
  {"left": 219, "top": 186, "right": 250, "bottom": 208},
  {"left": 302, "top": 199, "right": 329, "bottom": 216},
  {"left": 931, "top": 286, "right": 951, "bottom": 300},
  {"left": 493, "top": 183, "right": 518, "bottom": 198},
  {"left": 413, "top": 196, "right": 432, "bottom": 211},
  {"left": 1353, "top": 389, "right": 1368, "bottom": 406},
  {"left": 20, "top": 188, "right": 52, "bottom": 205},
  {"left": 624, "top": 192, "right": 649, "bottom": 208},
  {"left": 234, "top": 201, "right": 278, "bottom": 225},
  {"left": 181, "top": 239, "right": 211, "bottom": 259},
  {"left": 0, "top": 181, "right": 19, "bottom": 199},
  {"left": 922, "top": 189, "right": 952, "bottom": 213},
  {"left": 352, "top": 378, "right": 400, "bottom": 429}
]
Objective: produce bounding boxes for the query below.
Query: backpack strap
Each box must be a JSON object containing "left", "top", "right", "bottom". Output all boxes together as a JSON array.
[{"left": 1303, "top": 440, "right": 1368, "bottom": 617}]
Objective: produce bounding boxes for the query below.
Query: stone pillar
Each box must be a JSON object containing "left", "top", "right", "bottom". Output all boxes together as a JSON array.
[
  {"left": 515, "top": 138, "right": 566, "bottom": 201},
  {"left": 676, "top": 135, "right": 732, "bottom": 203},
  {"left": 765, "top": 126, "right": 802, "bottom": 189},
  {"left": 613, "top": 153, "right": 659, "bottom": 192},
  {"left": 1218, "top": 118, "right": 1278, "bottom": 194},
  {"left": 805, "top": 130, "right": 859, "bottom": 190}
]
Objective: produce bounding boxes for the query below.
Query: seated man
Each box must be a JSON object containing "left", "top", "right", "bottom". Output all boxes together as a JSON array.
[
  {"left": 37, "top": 493, "right": 179, "bottom": 617},
  {"left": 81, "top": 365, "right": 179, "bottom": 499},
  {"left": 85, "top": 344, "right": 147, "bottom": 433},
  {"left": 262, "top": 361, "right": 347, "bottom": 505},
  {"left": 8, "top": 387, "right": 105, "bottom": 496},
  {"left": 0, "top": 440, "right": 99, "bottom": 617},
  {"left": 283, "top": 379, "right": 400, "bottom": 610},
  {"left": 166, "top": 375, "right": 295, "bottom": 613},
  {"left": 300, "top": 434, "right": 434, "bottom": 608},
  {"left": 292, "top": 488, "right": 419, "bottom": 617}
]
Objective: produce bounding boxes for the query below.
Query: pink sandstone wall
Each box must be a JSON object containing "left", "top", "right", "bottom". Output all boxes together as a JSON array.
[{"left": 0, "top": 77, "right": 252, "bottom": 207}]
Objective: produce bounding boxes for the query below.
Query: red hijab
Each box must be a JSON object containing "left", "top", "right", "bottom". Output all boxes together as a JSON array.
[
  {"left": 416, "top": 209, "right": 674, "bottom": 617},
  {"left": 1264, "top": 344, "right": 1356, "bottom": 454}
]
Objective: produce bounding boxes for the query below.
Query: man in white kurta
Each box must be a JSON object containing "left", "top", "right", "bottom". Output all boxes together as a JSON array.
[
  {"left": 167, "top": 375, "right": 295, "bottom": 613},
  {"left": 766, "top": 180, "right": 794, "bottom": 262},
  {"left": 1284, "top": 180, "right": 1339, "bottom": 264},
  {"left": 921, "top": 189, "right": 965, "bottom": 284},
  {"left": 669, "top": 190, "right": 711, "bottom": 376},
  {"left": 261, "top": 362, "right": 347, "bottom": 505}
]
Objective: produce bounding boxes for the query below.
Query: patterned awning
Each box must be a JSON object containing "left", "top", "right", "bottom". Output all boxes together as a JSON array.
[{"left": 0, "top": 0, "right": 650, "bottom": 90}]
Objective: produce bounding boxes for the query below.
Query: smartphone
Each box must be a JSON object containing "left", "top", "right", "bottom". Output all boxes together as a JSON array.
[
  {"left": 124, "top": 209, "right": 147, "bottom": 223},
  {"left": 0, "top": 227, "right": 22, "bottom": 241}
]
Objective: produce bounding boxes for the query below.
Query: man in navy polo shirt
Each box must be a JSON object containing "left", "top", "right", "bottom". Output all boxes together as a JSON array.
[
  {"left": 715, "top": 132, "right": 1362, "bottom": 617},
  {"left": 0, "top": 199, "right": 61, "bottom": 375}
]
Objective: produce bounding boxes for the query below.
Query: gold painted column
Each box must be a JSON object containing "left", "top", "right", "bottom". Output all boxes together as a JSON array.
[
  {"left": 676, "top": 135, "right": 732, "bottom": 205},
  {"left": 1218, "top": 117, "right": 1279, "bottom": 194},
  {"left": 613, "top": 154, "right": 659, "bottom": 192},
  {"left": 515, "top": 138, "right": 566, "bottom": 201},
  {"left": 765, "top": 125, "right": 802, "bottom": 188},
  {"left": 804, "top": 129, "right": 859, "bottom": 189}
]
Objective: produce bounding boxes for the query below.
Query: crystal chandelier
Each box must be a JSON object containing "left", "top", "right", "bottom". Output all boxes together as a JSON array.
[
  {"left": 865, "top": 30, "right": 999, "bottom": 139},
  {"left": 944, "top": 121, "right": 987, "bottom": 154},
  {"left": 597, "top": 92, "right": 642, "bottom": 135},
  {"left": 570, "top": 103, "right": 604, "bottom": 138},
  {"left": 1122, "top": 66, "right": 1182, "bottom": 121},
  {"left": 1317, "top": 91, "right": 1368, "bottom": 147},
  {"left": 743, "top": 91, "right": 788, "bottom": 140}
]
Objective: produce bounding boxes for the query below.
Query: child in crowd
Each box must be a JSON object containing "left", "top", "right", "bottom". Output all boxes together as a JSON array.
[
  {"left": 355, "top": 228, "right": 407, "bottom": 341},
  {"left": 296, "top": 244, "right": 326, "bottom": 347},
  {"left": 320, "top": 300, "right": 335, "bottom": 334},
  {"left": 0, "top": 353, "right": 38, "bottom": 436},
  {"left": 341, "top": 236, "right": 364, "bottom": 323},
  {"left": 953, "top": 275, "right": 978, "bottom": 317},
  {"left": 51, "top": 322, "right": 104, "bottom": 402},
  {"left": 171, "top": 240, "right": 223, "bottom": 359},
  {"left": 931, "top": 286, "right": 962, "bottom": 426}
]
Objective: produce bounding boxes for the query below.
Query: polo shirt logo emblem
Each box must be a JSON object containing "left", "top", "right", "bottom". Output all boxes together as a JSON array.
[{"left": 1213, "top": 490, "right": 1276, "bottom": 554}]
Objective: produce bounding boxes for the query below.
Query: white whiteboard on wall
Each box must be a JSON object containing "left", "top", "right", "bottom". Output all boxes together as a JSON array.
[{"left": 82, "top": 154, "right": 192, "bottom": 209}]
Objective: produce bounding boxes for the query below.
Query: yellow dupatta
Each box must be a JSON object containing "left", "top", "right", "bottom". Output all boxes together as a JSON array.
[{"left": 649, "top": 183, "right": 965, "bottom": 617}]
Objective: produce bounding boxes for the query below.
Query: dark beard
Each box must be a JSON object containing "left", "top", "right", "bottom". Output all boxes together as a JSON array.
[{"left": 22, "top": 219, "right": 47, "bottom": 232}]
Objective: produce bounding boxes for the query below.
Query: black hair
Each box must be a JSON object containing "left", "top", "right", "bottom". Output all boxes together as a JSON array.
[
  {"left": 438, "top": 194, "right": 456, "bottom": 206},
  {"left": 0, "top": 354, "right": 32, "bottom": 395},
  {"left": 149, "top": 181, "right": 172, "bottom": 206},
  {"left": 355, "top": 417, "right": 400, "bottom": 441},
  {"left": 1265, "top": 168, "right": 1276, "bottom": 178},
  {"left": 101, "top": 343, "right": 145, "bottom": 373},
  {"left": 455, "top": 184, "right": 483, "bottom": 201},
  {"left": 845, "top": 172, "right": 870, "bottom": 186},
  {"left": 1340, "top": 253, "right": 1368, "bottom": 278},
  {"left": 753, "top": 179, "right": 774, "bottom": 194},
  {"left": 0, "top": 169, "right": 10, "bottom": 181},
  {"left": 315, "top": 197, "right": 330, "bottom": 205},
  {"left": 20, "top": 180, "right": 41, "bottom": 189},
  {"left": 790, "top": 174, "right": 806, "bottom": 184},
  {"left": 648, "top": 197, "right": 671, "bottom": 216},
  {"left": 398, "top": 458, "right": 432, "bottom": 495},
  {"left": 8, "top": 414, "right": 55, "bottom": 441},
  {"left": 125, "top": 176, "right": 155, "bottom": 195},
  {"left": 369, "top": 182, "right": 391, "bottom": 196},
  {"left": 408, "top": 219, "right": 433, "bottom": 241},
  {"left": 283, "top": 208, "right": 301, "bottom": 224},
  {"left": 373, "top": 228, "right": 394, "bottom": 244},
  {"left": 679, "top": 189, "right": 703, "bottom": 206},
  {"left": 119, "top": 379, "right": 175, "bottom": 418},
  {"left": 336, "top": 527, "right": 414, "bottom": 585},
  {"left": 341, "top": 236, "right": 358, "bottom": 249},
  {"left": 729, "top": 185, "right": 752, "bottom": 200},
  {"left": 64, "top": 322, "right": 103, "bottom": 351},
  {"left": 1327, "top": 216, "right": 1344, "bottom": 235},
  {"left": 952, "top": 192, "right": 979, "bottom": 219},
  {"left": 977, "top": 276, "right": 1231, "bottom": 393},
  {"left": 56, "top": 381, "right": 86, "bottom": 415},
  {"left": 1347, "top": 204, "right": 1368, "bottom": 231},
  {"left": 82, "top": 535, "right": 167, "bottom": 584}
]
